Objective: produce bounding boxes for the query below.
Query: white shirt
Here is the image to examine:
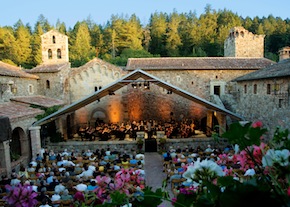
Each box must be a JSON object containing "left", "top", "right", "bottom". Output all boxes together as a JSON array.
[
  {"left": 78, "top": 169, "right": 93, "bottom": 178},
  {"left": 51, "top": 194, "right": 61, "bottom": 202},
  {"left": 75, "top": 183, "right": 87, "bottom": 192},
  {"left": 135, "top": 154, "right": 145, "bottom": 160}
]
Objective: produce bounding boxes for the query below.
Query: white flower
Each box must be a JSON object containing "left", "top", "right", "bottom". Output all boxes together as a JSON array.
[
  {"left": 244, "top": 168, "right": 255, "bottom": 176},
  {"left": 262, "top": 149, "right": 289, "bottom": 167},
  {"left": 182, "top": 160, "right": 224, "bottom": 182}
]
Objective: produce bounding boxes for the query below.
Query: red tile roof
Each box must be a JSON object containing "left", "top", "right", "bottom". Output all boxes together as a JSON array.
[
  {"left": 11, "top": 95, "right": 65, "bottom": 108},
  {"left": 0, "top": 102, "right": 43, "bottom": 120},
  {"left": 0, "top": 61, "right": 39, "bottom": 79},
  {"left": 27, "top": 62, "right": 70, "bottom": 73},
  {"left": 126, "top": 57, "right": 274, "bottom": 70}
]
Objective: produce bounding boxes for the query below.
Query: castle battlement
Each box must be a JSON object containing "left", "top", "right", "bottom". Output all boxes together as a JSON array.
[{"left": 224, "top": 27, "right": 265, "bottom": 58}]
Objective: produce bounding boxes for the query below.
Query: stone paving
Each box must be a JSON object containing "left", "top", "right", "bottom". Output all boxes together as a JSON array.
[{"left": 145, "top": 152, "right": 173, "bottom": 207}]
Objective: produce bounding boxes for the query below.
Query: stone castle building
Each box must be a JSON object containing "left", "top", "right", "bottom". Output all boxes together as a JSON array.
[
  {"left": 1, "top": 26, "right": 288, "bottom": 177},
  {"left": 224, "top": 26, "right": 265, "bottom": 57}
]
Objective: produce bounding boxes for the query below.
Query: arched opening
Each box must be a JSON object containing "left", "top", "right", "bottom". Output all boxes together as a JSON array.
[
  {"left": 57, "top": 49, "right": 62, "bottom": 59},
  {"left": 91, "top": 109, "right": 107, "bottom": 127},
  {"left": 10, "top": 127, "right": 25, "bottom": 161},
  {"left": 52, "top": 35, "right": 56, "bottom": 44},
  {"left": 46, "top": 80, "right": 50, "bottom": 89},
  {"left": 48, "top": 49, "right": 52, "bottom": 59}
]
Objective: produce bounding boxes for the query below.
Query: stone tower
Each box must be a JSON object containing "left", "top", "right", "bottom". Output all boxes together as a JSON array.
[
  {"left": 278, "top": 46, "right": 290, "bottom": 61},
  {"left": 224, "top": 27, "right": 265, "bottom": 58},
  {"left": 41, "top": 30, "right": 69, "bottom": 64}
]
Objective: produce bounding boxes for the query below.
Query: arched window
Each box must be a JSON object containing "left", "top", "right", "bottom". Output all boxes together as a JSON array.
[
  {"left": 52, "top": 35, "right": 56, "bottom": 43},
  {"left": 57, "top": 49, "right": 61, "bottom": 59},
  {"left": 253, "top": 84, "right": 257, "bottom": 94},
  {"left": 244, "top": 84, "right": 247, "bottom": 94},
  {"left": 46, "top": 80, "right": 50, "bottom": 89},
  {"left": 267, "top": 84, "right": 271, "bottom": 94},
  {"left": 241, "top": 31, "right": 244, "bottom": 37},
  {"left": 28, "top": 84, "right": 33, "bottom": 94},
  {"left": 48, "top": 49, "right": 52, "bottom": 59}
]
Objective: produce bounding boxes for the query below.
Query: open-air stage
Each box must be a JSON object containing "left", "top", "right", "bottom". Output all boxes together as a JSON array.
[{"left": 46, "top": 130, "right": 229, "bottom": 153}]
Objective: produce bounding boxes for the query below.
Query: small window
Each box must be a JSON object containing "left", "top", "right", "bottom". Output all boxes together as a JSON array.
[
  {"left": 95, "top": 87, "right": 98, "bottom": 92},
  {"left": 279, "top": 99, "right": 283, "bottom": 108},
  {"left": 46, "top": 80, "right": 50, "bottom": 89},
  {"left": 57, "top": 49, "right": 61, "bottom": 59},
  {"left": 267, "top": 84, "right": 271, "bottom": 94},
  {"left": 244, "top": 84, "right": 247, "bottom": 94},
  {"left": 99, "top": 86, "right": 102, "bottom": 90},
  {"left": 48, "top": 49, "right": 52, "bottom": 59},
  {"left": 253, "top": 84, "right": 257, "bottom": 94},
  {"left": 28, "top": 85, "right": 33, "bottom": 94},
  {"left": 52, "top": 36, "right": 56, "bottom": 44}
]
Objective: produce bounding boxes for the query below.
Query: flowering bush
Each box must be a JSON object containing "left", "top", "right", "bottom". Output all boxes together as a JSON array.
[
  {"left": 3, "top": 184, "right": 38, "bottom": 207},
  {"left": 171, "top": 121, "right": 290, "bottom": 207}
]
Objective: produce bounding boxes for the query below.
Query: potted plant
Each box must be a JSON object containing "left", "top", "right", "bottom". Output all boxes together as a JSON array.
[{"left": 136, "top": 138, "right": 144, "bottom": 149}]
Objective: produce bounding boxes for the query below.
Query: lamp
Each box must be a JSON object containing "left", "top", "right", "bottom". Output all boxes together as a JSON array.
[
  {"left": 144, "top": 81, "right": 150, "bottom": 90},
  {"left": 132, "top": 83, "right": 137, "bottom": 89},
  {"left": 11, "top": 84, "right": 17, "bottom": 94},
  {"left": 109, "top": 91, "right": 115, "bottom": 95}
]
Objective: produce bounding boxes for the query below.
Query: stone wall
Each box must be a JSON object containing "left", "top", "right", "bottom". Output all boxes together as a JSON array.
[
  {"left": 235, "top": 77, "right": 290, "bottom": 137},
  {"left": 35, "top": 67, "right": 70, "bottom": 102},
  {"left": 46, "top": 137, "right": 229, "bottom": 154},
  {"left": 224, "top": 27, "right": 264, "bottom": 58},
  {"left": 0, "top": 76, "right": 38, "bottom": 103},
  {"left": 68, "top": 59, "right": 126, "bottom": 128}
]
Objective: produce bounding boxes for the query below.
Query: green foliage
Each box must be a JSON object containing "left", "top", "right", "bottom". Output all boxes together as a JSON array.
[
  {"left": 1, "top": 8, "right": 290, "bottom": 67},
  {"left": 108, "top": 48, "right": 155, "bottom": 66},
  {"left": 10, "top": 151, "right": 20, "bottom": 161},
  {"left": 272, "top": 127, "right": 290, "bottom": 150},
  {"left": 221, "top": 122, "right": 267, "bottom": 149},
  {"left": 35, "top": 105, "right": 61, "bottom": 120}
]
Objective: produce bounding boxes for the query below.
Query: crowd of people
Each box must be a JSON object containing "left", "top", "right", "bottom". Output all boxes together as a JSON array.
[
  {"left": 77, "top": 118, "right": 197, "bottom": 141},
  {"left": 0, "top": 147, "right": 145, "bottom": 207}
]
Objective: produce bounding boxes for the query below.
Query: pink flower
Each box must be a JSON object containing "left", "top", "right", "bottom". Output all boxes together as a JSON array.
[
  {"left": 287, "top": 186, "right": 290, "bottom": 197},
  {"left": 252, "top": 121, "right": 263, "bottom": 128}
]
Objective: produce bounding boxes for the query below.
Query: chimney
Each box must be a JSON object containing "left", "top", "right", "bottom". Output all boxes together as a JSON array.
[{"left": 278, "top": 46, "right": 290, "bottom": 61}]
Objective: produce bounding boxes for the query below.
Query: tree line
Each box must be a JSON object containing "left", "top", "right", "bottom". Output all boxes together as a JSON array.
[{"left": 0, "top": 5, "right": 290, "bottom": 68}]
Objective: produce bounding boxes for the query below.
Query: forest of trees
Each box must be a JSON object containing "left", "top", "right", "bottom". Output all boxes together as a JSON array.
[{"left": 0, "top": 5, "right": 290, "bottom": 68}]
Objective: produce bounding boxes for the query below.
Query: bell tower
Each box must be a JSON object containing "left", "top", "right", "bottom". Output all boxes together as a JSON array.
[{"left": 41, "top": 30, "right": 69, "bottom": 64}]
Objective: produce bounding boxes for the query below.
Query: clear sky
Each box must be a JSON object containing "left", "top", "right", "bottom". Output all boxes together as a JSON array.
[{"left": 1, "top": 0, "right": 289, "bottom": 28}]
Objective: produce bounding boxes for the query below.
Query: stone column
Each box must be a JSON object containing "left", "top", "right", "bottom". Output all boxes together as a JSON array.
[
  {"left": 206, "top": 111, "right": 213, "bottom": 136},
  {"left": 216, "top": 113, "right": 227, "bottom": 135},
  {"left": 20, "top": 135, "right": 30, "bottom": 157},
  {"left": 0, "top": 140, "right": 12, "bottom": 177},
  {"left": 29, "top": 126, "right": 41, "bottom": 160}
]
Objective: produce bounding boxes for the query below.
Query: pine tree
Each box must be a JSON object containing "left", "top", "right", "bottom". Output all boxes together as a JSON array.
[
  {"left": 13, "top": 20, "right": 32, "bottom": 67},
  {"left": 69, "top": 21, "right": 95, "bottom": 67}
]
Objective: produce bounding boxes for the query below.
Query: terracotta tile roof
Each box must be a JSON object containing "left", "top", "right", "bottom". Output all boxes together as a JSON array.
[
  {"left": 126, "top": 57, "right": 274, "bottom": 70},
  {"left": 10, "top": 95, "right": 65, "bottom": 108},
  {"left": 234, "top": 59, "right": 290, "bottom": 81},
  {"left": 0, "top": 61, "right": 39, "bottom": 79},
  {"left": 0, "top": 102, "right": 43, "bottom": 120},
  {"left": 27, "top": 62, "right": 70, "bottom": 73}
]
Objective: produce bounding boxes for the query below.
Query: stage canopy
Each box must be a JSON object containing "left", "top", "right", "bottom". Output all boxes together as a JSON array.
[{"left": 32, "top": 69, "right": 244, "bottom": 126}]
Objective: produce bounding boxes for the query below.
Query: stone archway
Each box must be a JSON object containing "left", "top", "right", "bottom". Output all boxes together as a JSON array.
[
  {"left": 10, "top": 127, "right": 28, "bottom": 161},
  {"left": 91, "top": 108, "right": 108, "bottom": 127}
]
